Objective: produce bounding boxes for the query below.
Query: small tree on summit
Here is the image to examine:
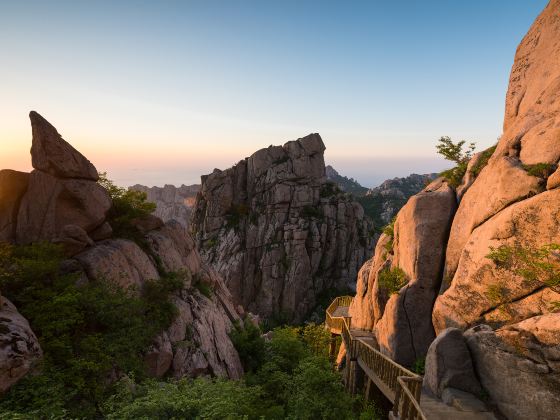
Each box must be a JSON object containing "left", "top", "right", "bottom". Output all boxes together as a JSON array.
[{"left": 436, "top": 136, "right": 476, "bottom": 188}]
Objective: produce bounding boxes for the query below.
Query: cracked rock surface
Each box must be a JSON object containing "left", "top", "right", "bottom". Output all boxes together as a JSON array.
[{"left": 191, "top": 133, "right": 376, "bottom": 322}]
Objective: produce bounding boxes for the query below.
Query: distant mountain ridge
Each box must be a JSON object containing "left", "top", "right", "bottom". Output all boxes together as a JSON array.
[
  {"left": 325, "top": 166, "right": 437, "bottom": 230},
  {"left": 325, "top": 165, "right": 368, "bottom": 195}
]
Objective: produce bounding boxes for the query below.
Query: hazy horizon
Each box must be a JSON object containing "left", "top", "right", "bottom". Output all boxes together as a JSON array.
[{"left": 0, "top": 0, "right": 548, "bottom": 188}]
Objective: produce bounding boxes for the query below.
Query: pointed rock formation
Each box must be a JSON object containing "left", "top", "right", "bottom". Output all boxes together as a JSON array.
[
  {"left": 29, "top": 111, "right": 98, "bottom": 180},
  {"left": 14, "top": 113, "right": 111, "bottom": 251},
  {"left": 191, "top": 134, "right": 376, "bottom": 322}
]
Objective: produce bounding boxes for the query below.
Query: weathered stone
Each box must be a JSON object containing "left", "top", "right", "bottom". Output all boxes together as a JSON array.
[
  {"left": 146, "top": 220, "right": 201, "bottom": 277},
  {"left": 29, "top": 111, "right": 98, "bottom": 180},
  {"left": 53, "top": 224, "right": 94, "bottom": 256},
  {"left": 443, "top": 157, "right": 542, "bottom": 287},
  {"left": 130, "top": 214, "right": 164, "bottom": 234},
  {"left": 0, "top": 170, "right": 29, "bottom": 242},
  {"left": 89, "top": 222, "right": 113, "bottom": 241},
  {"left": 465, "top": 317, "right": 560, "bottom": 420},
  {"left": 441, "top": 388, "right": 489, "bottom": 413},
  {"left": 424, "top": 328, "right": 482, "bottom": 398},
  {"left": 375, "top": 179, "right": 456, "bottom": 367},
  {"left": 191, "top": 133, "right": 376, "bottom": 322},
  {"left": 144, "top": 332, "right": 173, "bottom": 378},
  {"left": 348, "top": 234, "right": 392, "bottom": 330},
  {"left": 75, "top": 239, "right": 159, "bottom": 291},
  {"left": 16, "top": 170, "right": 111, "bottom": 244},
  {"left": 0, "top": 298, "right": 42, "bottom": 393},
  {"left": 433, "top": 189, "right": 560, "bottom": 333}
]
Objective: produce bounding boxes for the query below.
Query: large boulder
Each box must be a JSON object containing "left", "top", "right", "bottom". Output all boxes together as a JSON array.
[
  {"left": 0, "top": 170, "right": 29, "bottom": 242},
  {"left": 348, "top": 234, "right": 392, "bottom": 330},
  {"left": 74, "top": 239, "right": 160, "bottom": 291},
  {"left": 16, "top": 170, "right": 111, "bottom": 245},
  {"left": 191, "top": 133, "right": 376, "bottom": 322},
  {"left": 423, "top": 328, "right": 482, "bottom": 398},
  {"left": 0, "top": 298, "right": 42, "bottom": 393},
  {"left": 465, "top": 316, "right": 560, "bottom": 420},
  {"left": 375, "top": 178, "right": 456, "bottom": 367},
  {"left": 29, "top": 111, "right": 98, "bottom": 180}
]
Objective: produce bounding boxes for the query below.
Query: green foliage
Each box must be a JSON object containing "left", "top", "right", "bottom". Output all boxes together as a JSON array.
[
  {"left": 192, "top": 274, "right": 213, "bottom": 298},
  {"left": 436, "top": 136, "right": 476, "bottom": 188},
  {"left": 522, "top": 163, "right": 557, "bottom": 179},
  {"left": 382, "top": 217, "right": 396, "bottom": 253},
  {"left": 378, "top": 267, "right": 408, "bottom": 295},
  {"left": 487, "top": 243, "right": 560, "bottom": 288},
  {"left": 98, "top": 172, "right": 156, "bottom": 240},
  {"left": 205, "top": 237, "right": 218, "bottom": 249},
  {"left": 229, "top": 319, "right": 266, "bottom": 373},
  {"left": 485, "top": 283, "right": 509, "bottom": 305},
  {"left": 412, "top": 357, "right": 425, "bottom": 375},
  {"left": 325, "top": 169, "right": 368, "bottom": 196},
  {"left": 0, "top": 242, "right": 183, "bottom": 417},
  {"left": 103, "top": 324, "right": 372, "bottom": 419},
  {"left": 226, "top": 203, "right": 250, "bottom": 229},
  {"left": 320, "top": 182, "right": 341, "bottom": 198},
  {"left": 471, "top": 144, "right": 497, "bottom": 177},
  {"left": 302, "top": 205, "right": 324, "bottom": 220},
  {"left": 103, "top": 376, "right": 264, "bottom": 420}
]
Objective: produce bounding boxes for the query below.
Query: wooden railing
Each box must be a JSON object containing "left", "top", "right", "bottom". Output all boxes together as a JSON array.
[
  {"left": 325, "top": 296, "right": 426, "bottom": 420},
  {"left": 393, "top": 377, "right": 426, "bottom": 420},
  {"left": 325, "top": 295, "right": 353, "bottom": 334}
]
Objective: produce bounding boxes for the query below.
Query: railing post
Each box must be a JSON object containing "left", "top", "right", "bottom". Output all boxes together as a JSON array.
[{"left": 329, "top": 333, "right": 337, "bottom": 369}]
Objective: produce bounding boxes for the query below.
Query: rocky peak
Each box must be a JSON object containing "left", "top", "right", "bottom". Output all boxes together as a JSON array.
[
  {"left": 29, "top": 111, "right": 98, "bottom": 181},
  {"left": 191, "top": 133, "right": 376, "bottom": 322}
]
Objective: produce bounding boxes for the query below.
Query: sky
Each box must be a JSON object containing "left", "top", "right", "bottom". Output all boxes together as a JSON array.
[{"left": 0, "top": 0, "right": 549, "bottom": 188}]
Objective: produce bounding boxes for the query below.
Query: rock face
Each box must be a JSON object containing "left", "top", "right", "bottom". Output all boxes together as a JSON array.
[
  {"left": 349, "top": 2, "right": 560, "bottom": 417},
  {"left": 0, "top": 298, "right": 42, "bottom": 393},
  {"left": 130, "top": 184, "right": 200, "bottom": 227},
  {"left": 374, "top": 178, "right": 456, "bottom": 366},
  {"left": 423, "top": 328, "right": 482, "bottom": 398},
  {"left": 0, "top": 170, "right": 29, "bottom": 242},
  {"left": 191, "top": 134, "right": 376, "bottom": 322},
  {"left": 465, "top": 317, "right": 560, "bottom": 420}
]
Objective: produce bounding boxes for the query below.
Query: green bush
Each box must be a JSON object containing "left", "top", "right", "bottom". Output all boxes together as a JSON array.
[
  {"left": 0, "top": 242, "right": 183, "bottom": 417},
  {"left": 320, "top": 182, "right": 341, "bottom": 198},
  {"left": 378, "top": 267, "right": 408, "bottom": 294},
  {"left": 382, "top": 217, "right": 396, "bottom": 253},
  {"left": 436, "top": 136, "right": 476, "bottom": 188},
  {"left": 470, "top": 144, "right": 497, "bottom": 177},
  {"left": 98, "top": 172, "right": 156, "bottom": 240},
  {"left": 412, "top": 357, "right": 425, "bottom": 375},
  {"left": 487, "top": 243, "right": 560, "bottom": 314},
  {"left": 229, "top": 319, "right": 266, "bottom": 373},
  {"left": 522, "top": 163, "right": 556, "bottom": 179},
  {"left": 192, "top": 274, "right": 213, "bottom": 298}
]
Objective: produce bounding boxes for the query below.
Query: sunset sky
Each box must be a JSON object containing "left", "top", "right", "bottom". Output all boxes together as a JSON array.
[{"left": 0, "top": 0, "right": 548, "bottom": 188}]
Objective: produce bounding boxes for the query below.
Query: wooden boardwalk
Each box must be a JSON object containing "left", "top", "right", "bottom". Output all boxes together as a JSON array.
[{"left": 326, "top": 296, "right": 496, "bottom": 420}]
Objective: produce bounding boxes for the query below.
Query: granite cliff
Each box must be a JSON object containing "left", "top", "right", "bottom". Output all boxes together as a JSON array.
[
  {"left": 348, "top": 2, "right": 560, "bottom": 418},
  {"left": 191, "top": 134, "right": 376, "bottom": 322}
]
